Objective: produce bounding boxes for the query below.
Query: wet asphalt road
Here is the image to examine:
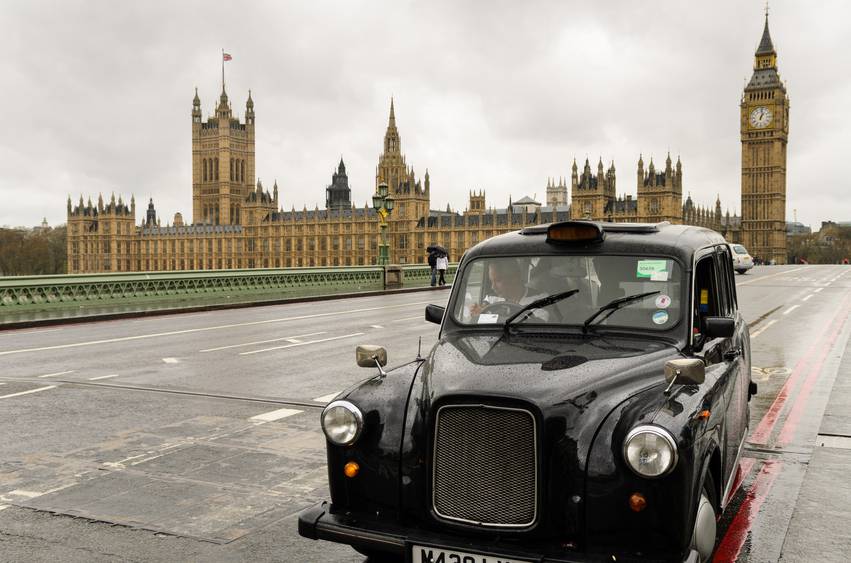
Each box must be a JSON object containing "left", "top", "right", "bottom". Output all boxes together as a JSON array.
[{"left": 0, "top": 264, "right": 848, "bottom": 562}]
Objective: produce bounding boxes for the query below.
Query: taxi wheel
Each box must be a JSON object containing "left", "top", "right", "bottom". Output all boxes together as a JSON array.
[
  {"left": 691, "top": 474, "right": 719, "bottom": 562},
  {"left": 736, "top": 269, "right": 747, "bottom": 275}
]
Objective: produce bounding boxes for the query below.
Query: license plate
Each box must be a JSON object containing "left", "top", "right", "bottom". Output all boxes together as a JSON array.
[{"left": 411, "top": 544, "right": 532, "bottom": 563}]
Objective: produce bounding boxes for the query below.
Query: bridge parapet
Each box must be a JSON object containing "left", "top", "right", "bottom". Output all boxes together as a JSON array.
[{"left": 0, "top": 264, "right": 457, "bottom": 324}]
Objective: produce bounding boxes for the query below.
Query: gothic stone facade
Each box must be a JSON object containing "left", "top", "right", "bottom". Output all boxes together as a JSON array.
[{"left": 69, "top": 18, "right": 788, "bottom": 274}]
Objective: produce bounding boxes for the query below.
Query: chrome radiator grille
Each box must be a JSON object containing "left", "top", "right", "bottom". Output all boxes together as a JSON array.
[{"left": 432, "top": 404, "right": 537, "bottom": 527}]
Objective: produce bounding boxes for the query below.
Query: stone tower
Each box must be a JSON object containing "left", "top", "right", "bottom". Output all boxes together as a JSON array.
[
  {"left": 546, "top": 176, "right": 568, "bottom": 207},
  {"left": 637, "top": 153, "right": 683, "bottom": 223},
  {"left": 570, "top": 157, "right": 616, "bottom": 220},
  {"left": 741, "top": 14, "right": 789, "bottom": 263},
  {"left": 326, "top": 157, "right": 353, "bottom": 211},
  {"left": 191, "top": 85, "right": 256, "bottom": 225},
  {"left": 375, "top": 98, "right": 429, "bottom": 221}
]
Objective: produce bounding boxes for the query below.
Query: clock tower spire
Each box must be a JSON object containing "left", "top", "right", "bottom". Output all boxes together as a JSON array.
[{"left": 740, "top": 11, "right": 789, "bottom": 264}]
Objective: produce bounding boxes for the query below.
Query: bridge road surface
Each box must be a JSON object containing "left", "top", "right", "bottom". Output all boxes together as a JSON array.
[{"left": 0, "top": 265, "right": 848, "bottom": 562}]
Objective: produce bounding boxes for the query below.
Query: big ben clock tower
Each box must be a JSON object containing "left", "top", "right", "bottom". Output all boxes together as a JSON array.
[{"left": 741, "top": 14, "right": 789, "bottom": 264}]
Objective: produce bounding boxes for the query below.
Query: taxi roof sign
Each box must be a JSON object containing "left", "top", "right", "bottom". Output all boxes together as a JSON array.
[{"left": 544, "top": 221, "right": 605, "bottom": 244}]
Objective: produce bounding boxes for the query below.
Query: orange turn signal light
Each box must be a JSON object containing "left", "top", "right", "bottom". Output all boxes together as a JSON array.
[
  {"left": 344, "top": 461, "right": 360, "bottom": 478},
  {"left": 629, "top": 492, "right": 647, "bottom": 512},
  {"left": 697, "top": 409, "right": 711, "bottom": 420}
]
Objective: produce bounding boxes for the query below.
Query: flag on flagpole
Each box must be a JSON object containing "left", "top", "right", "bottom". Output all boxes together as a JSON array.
[{"left": 223, "top": 53, "right": 232, "bottom": 61}]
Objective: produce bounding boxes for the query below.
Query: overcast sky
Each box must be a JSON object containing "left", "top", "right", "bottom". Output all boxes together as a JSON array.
[{"left": 1, "top": 0, "right": 847, "bottom": 230}]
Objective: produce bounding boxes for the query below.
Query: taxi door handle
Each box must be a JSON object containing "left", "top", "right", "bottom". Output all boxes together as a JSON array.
[{"left": 724, "top": 348, "right": 742, "bottom": 361}]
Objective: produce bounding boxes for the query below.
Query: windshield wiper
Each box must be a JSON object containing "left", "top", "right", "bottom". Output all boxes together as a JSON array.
[
  {"left": 581, "top": 291, "right": 660, "bottom": 334},
  {"left": 503, "top": 289, "right": 580, "bottom": 333}
]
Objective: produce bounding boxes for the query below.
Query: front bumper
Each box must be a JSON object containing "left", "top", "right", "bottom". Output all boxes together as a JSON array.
[{"left": 298, "top": 501, "right": 699, "bottom": 563}]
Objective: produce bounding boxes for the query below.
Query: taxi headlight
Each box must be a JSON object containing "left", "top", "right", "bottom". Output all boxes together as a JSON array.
[
  {"left": 623, "top": 425, "right": 678, "bottom": 478},
  {"left": 321, "top": 400, "right": 364, "bottom": 446}
]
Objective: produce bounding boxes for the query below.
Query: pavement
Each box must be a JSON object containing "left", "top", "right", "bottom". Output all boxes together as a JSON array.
[
  {"left": 0, "top": 264, "right": 848, "bottom": 562},
  {"left": 778, "top": 334, "right": 851, "bottom": 562}
]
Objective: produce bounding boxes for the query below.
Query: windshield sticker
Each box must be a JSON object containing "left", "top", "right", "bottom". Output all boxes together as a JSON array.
[
  {"left": 655, "top": 294, "right": 672, "bottom": 309},
  {"left": 637, "top": 259, "right": 668, "bottom": 279},
  {"left": 699, "top": 289, "right": 710, "bottom": 312},
  {"left": 652, "top": 310, "right": 669, "bottom": 325},
  {"left": 477, "top": 313, "right": 499, "bottom": 324}
]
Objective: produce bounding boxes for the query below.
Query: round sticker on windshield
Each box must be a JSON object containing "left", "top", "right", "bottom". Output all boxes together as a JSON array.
[
  {"left": 652, "top": 311, "right": 669, "bottom": 325},
  {"left": 655, "top": 295, "right": 671, "bottom": 309}
]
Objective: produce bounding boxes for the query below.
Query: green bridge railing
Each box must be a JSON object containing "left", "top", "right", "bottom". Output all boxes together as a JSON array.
[{"left": 0, "top": 265, "right": 457, "bottom": 325}]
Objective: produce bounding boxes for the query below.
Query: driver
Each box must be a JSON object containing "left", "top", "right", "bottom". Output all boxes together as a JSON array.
[{"left": 469, "top": 260, "right": 549, "bottom": 320}]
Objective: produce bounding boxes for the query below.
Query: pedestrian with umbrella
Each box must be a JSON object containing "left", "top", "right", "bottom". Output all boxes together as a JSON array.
[
  {"left": 427, "top": 244, "right": 448, "bottom": 288},
  {"left": 427, "top": 247, "right": 438, "bottom": 287}
]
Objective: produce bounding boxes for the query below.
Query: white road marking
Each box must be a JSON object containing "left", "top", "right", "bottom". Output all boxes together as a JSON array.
[
  {"left": 88, "top": 374, "right": 119, "bottom": 381},
  {"left": 802, "top": 294, "right": 813, "bottom": 301},
  {"left": 37, "top": 370, "right": 75, "bottom": 379},
  {"left": 0, "top": 383, "right": 5, "bottom": 386},
  {"left": 162, "top": 357, "right": 179, "bottom": 364},
  {"left": 370, "top": 325, "right": 384, "bottom": 329},
  {"left": 0, "top": 328, "right": 64, "bottom": 336},
  {"left": 284, "top": 338, "right": 303, "bottom": 343},
  {"left": 782, "top": 305, "right": 800, "bottom": 315},
  {"left": 814, "top": 287, "right": 824, "bottom": 293},
  {"left": 392, "top": 315, "right": 424, "bottom": 322},
  {"left": 250, "top": 407, "right": 302, "bottom": 422},
  {"left": 240, "top": 332, "right": 365, "bottom": 356},
  {"left": 0, "top": 386, "right": 57, "bottom": 400},
  {"left": 0, "top": 505, "right": 8, "bottom": 511},
  {"left": 750, "top": 319, "right": 778, "bottom": 339},
  {"left": 737, "top": 267, "right": 805, "bottom": 286},
  {"left": 313, "top": 392, "right": 340, "bottom": 403},
  {"left": 6, "top": 490, "right": 43, "bottom": 499},
  {"left": 0, "top": 301, "right": 431, "bottom": 357},
  {"left": 200, "top": 331, "right": 326, "bottom": 352}
]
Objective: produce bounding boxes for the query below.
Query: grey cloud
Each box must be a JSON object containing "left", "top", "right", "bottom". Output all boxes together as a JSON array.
[{"left": 0, "top": 0, "right": 847, "bottom": 230}]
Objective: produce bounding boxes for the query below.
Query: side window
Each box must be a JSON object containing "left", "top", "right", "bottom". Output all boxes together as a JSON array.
[
  {"left": 693, "top": 255, "right": 720, "bottom": 344},
  {"left": 717, "top": 246, "right": 737, "bottom": 315}
]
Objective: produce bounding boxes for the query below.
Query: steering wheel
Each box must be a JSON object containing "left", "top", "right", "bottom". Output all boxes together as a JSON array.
[{"left": 479, "top": 301, "right": 524, "bottom": 318}]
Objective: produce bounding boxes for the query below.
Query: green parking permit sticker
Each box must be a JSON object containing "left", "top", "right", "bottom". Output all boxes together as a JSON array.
[{"left": 637, "top": 260, "right": 668, "bottom": 279}]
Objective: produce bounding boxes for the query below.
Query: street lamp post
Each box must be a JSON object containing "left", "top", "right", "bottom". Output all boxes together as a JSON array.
[{"left": 372, "top": 182, "right": 395, "bottom": 266}]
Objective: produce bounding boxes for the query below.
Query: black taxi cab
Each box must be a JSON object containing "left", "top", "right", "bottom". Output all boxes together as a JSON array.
[{"left": 299, "top": 221, "right": 755, "bottom": 563}]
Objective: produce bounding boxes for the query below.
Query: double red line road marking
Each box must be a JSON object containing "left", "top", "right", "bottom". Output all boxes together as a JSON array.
[{"left": 714, "top": 293, "right": 850, "bottom": 562}]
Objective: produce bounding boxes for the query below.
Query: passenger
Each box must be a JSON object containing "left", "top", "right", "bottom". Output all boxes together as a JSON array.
[{"left": 470, "top": 260, "right": 548, "bottom": 320}]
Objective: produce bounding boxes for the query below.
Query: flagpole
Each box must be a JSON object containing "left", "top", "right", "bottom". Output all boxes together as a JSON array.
[{"left": 221, "top": 48, "right": 225, "bottom": 92}]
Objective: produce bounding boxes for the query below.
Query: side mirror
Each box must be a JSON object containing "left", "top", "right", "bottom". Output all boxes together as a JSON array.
[
  {"left": 356, "top": 345, "right": 387, "bottom": 368},
  {"left": 425, "top": 304, "right": 445, "bottom": 325},
  {"left": 704, "top": 317, "right": 735, "bottom": 338},
  {"left": 664, "top": 358, "right": 706, "bottom": 386}
]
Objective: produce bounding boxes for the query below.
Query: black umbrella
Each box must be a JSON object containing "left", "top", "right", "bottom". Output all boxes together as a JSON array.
[{"left": 427, "top": 244, "right": 447, "bottom": 255}]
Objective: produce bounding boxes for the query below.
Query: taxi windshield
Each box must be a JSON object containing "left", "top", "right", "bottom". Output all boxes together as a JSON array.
[{"left": 451, "top": 255, "right": 682, "bottom": 331}]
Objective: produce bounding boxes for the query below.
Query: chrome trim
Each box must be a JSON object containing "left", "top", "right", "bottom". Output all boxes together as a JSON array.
[
  {"left": 720, "top": 426, "right": 748, "bottom": 510},
  {"left": 321, "top": 400, "right": 364, "bottom": 446},
  {"left": 623, "top": 425, "right": 679, "bottom": 478},
  {"left": 431, "top": 403, "right": 538, "bottom": 528}
]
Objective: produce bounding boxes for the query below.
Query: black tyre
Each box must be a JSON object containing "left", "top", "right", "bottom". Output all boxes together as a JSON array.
[{"left": 736, "top": 269, "right": 747, "bottom": 274}]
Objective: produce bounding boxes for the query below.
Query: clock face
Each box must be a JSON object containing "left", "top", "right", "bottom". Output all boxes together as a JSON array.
[{"left": 750, "top": 106, "right": 773, "bottom": 128}]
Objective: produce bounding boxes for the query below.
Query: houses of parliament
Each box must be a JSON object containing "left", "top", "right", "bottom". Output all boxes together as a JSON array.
[{"left": 66, "top": 15, "right": 788, "bottom": 273}]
